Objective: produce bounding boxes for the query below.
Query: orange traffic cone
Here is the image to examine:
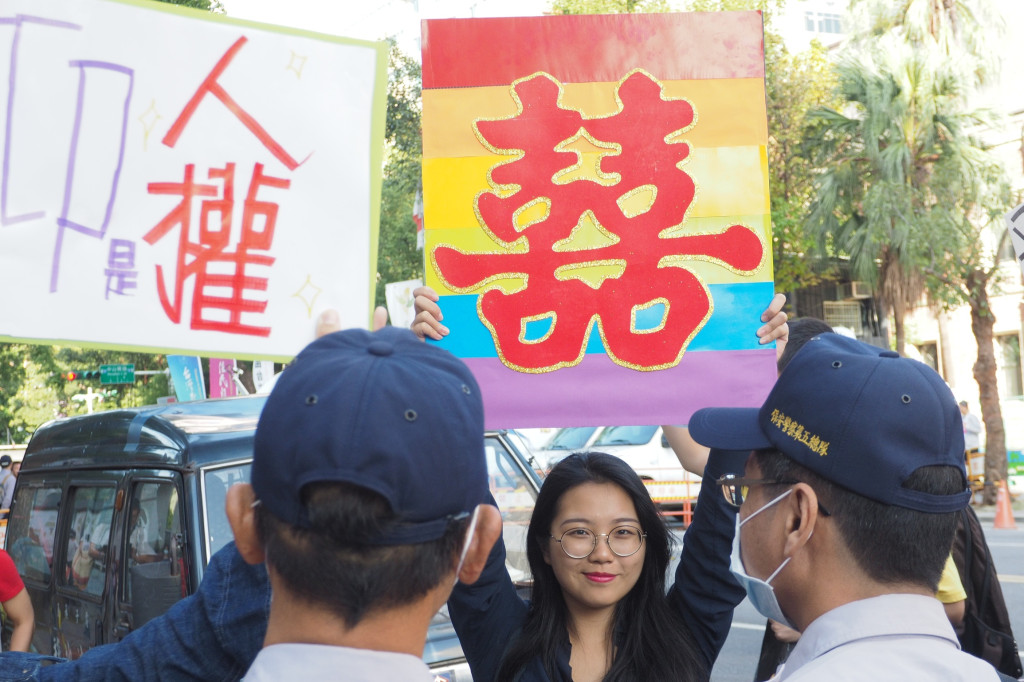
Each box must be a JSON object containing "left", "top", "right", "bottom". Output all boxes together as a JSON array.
[{"left": 993, "top": 480, "right": 1017, "bottom": 530}]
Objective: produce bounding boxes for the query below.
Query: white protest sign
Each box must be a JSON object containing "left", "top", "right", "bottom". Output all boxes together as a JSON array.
[
  {"left": 1008, "top": 202, "right": 1024, "bottom": 280},
  {"left": 0, "top": 0, "right": 388, "bottom": 361}
]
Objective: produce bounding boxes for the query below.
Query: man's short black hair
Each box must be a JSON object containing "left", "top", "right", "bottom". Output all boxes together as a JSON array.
[
  {"left": 754, "top": 449, "right": 960, "bottom": 591},
  {"left": 256, "top": 482, "right": 468, "bottom": 629},
  {"left": 777, "top": 318, "right": 834, "bottom": 373}
]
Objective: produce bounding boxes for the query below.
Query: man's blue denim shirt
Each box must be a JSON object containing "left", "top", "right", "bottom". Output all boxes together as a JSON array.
[{"left": 0, "top": 542, "right": 271, "bottom": 682}]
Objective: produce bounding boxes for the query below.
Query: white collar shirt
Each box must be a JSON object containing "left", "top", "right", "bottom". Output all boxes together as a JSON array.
[
  {"left": 242, "top": 643, "right": 436, "bottom": 682},
  {"left": 774, "top": 594, "right": 999, "bottom": 681}
]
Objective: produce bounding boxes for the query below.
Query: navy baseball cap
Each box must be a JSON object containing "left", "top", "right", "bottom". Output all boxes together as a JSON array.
[
  {"left": 689, "top": 333, "right": 970, "bottom": 513},
  {"left": 252, "top": 326, "right": 488, "bottom": 544}
]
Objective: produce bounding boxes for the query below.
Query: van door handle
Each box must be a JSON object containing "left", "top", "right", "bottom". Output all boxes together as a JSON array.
[{"left": 114, "top": 615, "right": 131, "bottom": 640}]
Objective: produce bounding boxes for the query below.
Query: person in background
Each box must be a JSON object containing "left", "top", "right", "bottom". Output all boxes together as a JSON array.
[
  {"left": 0, "top": 457, "right": 16, "bottom": 512},
  {"left": 959, "top": 400, "right": 981, "bottom": 465},
  {"left": 689, "top": 334, "right": 1000, "bottom": 681},
  {"left": 0, "top": 548, "right": 34, "bottom": 652}
]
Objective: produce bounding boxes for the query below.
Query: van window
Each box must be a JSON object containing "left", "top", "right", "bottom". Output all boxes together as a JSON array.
[
  {"left": 8, "top": 486, "right": 61, "bottom": 583},
  {"left": 66, "top": 487, "right": 118, "bottom": 596},
  {"left": 125, "top": 481, "right": 185, "bottom": 627},
  {"left": 485, "top": 437, "right": 535, "bottom": 583},
  {"left": 203, "top": 463, "right": 250, "bottom": 558}
]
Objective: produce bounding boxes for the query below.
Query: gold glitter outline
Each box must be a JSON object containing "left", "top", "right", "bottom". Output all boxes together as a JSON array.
[
  {"left": 552, "top": 128, "right": 622, "bottom": 187},
  {"left": 598, "top": 274, "right": 714, "bottom": 372},
  {"left": 656, "top": 221, "right": 768, "bottom": 277},
  {"left": 552, "top": 210, "right": 622, "bottom": 252},
  {"left": 519, "top": 311, "right": 557, "bottom": 345},
  {"left": 512, "top": 197, "right": 552, "bottom": 232},
  {"left": 631, "top": 297, "right": 670, "bottom": 335},
  {"left": 553, "top": 259, "right": 628, "bottom": 290},
  {"left": 617, "top": 184, "right": 658, "bottom": 218},
  {"left": 429, "top": 243, "right": 529, "bottom": 296}
]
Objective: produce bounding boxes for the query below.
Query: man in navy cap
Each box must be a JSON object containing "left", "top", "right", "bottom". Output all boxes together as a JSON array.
[
  {"left": 226, "top": 326, "right": 502, "bottom": 680},
  {"left": 689, "top": 334, "right": 1001, "bottom": 681},
  {"left": 3, "top": 322, "right": 501, "bottom": 682}
]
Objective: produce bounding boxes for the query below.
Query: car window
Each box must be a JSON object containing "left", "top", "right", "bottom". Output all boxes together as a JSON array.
[
  {"left": 202, "top": 462, "right": 251, "bottom": 559},
  {"left": 593, "top": 425, "right": 659, "bottom": 446},
  {"left": 546, "top": 426, "right": 599, "bottom": 451},
  {"left": 66, "top": 486, "right": 118, "bottom": 596},
  {"left": 124, "top": 481, "right": 185, "bottom": 626},
  {"left": 8, "top": 485, "right": 61, "bottom": 583}
]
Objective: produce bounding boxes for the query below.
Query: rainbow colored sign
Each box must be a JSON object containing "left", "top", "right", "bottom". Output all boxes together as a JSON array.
[{"left": 421, "top": 12, "right": 776, "bottom": 428}]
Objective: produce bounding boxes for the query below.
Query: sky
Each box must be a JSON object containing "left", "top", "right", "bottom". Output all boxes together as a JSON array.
[{"left": 219, "top": 0, "right": 550, "bottom": 56}]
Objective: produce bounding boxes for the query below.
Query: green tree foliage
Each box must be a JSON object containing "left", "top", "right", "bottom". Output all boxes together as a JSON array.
[
  {"left": 765, "top": 37, "right": 841, "bottom": 294},
  {"left": 157, "top": 0, "right": 224, "bottom": 11},
  {"left": 803, "top": 36, "right": 987, "bottom": 354},
  {"left": 922, "top": 157, "right": 1015, "bottom": 492},
  {"left": 375, "top": 44, "right": 424, "bottom": 308},
  {"left": 848, "top": 0, "right": 1001, "bottom": 87},
  {"left": 804, "top": 2, "right": 1013, "bottom": 501},
  {"left": 550, "top": 0, "right": 672, "bottom": 13}
]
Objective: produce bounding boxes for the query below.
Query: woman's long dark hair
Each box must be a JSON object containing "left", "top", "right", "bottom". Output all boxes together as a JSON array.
[{"left": 495, "top": 452, "right": 705, "bottom": 682}]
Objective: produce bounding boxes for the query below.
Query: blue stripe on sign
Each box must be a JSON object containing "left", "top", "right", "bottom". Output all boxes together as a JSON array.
[{"left": 429, "top": 281, "right": 777, "bottom": 358}]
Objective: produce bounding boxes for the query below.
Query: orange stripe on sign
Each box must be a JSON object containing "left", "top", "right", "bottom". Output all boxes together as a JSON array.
[{"left": 423, "top": 78, "right": 767, "bottom": 160}]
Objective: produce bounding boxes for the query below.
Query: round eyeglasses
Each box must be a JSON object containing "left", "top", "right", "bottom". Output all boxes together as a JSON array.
[{"left": 551, "top": 526, "right": 646, "bottom": 559}]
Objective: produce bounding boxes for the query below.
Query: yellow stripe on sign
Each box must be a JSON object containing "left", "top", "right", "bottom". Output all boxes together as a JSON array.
[
  {"left": 423, "top": 146, "right": 769, "bottom": 229},
  {"left": 422, "top": 78, "right": 768, "bottom": 159},
  {"left": 424, "top": 215, "right": 773, "bottom": 295}
]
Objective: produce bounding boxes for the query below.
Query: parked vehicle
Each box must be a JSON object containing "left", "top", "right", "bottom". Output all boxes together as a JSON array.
[
  {"left": 535, "top": 426, "right": 604, "bottom": 469},
  {"left": 4, "top": 395, "right": 541, "bottom": 679},
  {"left": 588, "top": 426, "right": 701, "bottom": 508}
]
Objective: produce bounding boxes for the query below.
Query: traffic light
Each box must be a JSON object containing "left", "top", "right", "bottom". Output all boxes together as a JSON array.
[{"left": 62, "top": 369, "right": 101, "bottom": 381}]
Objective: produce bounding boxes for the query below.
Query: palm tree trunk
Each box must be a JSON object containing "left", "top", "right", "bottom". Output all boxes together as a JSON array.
[
  {"left": 891, "top": 296, "right": 907, "bottom": 356},
  {"left": 969, "top": 281, "right": 1007, "bottom": 505},
  {"left": 936, "top": 306, "right": 955, "bottom": 386}
]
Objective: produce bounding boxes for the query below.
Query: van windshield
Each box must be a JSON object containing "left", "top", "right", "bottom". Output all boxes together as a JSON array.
[
  {"left": 546, "top": 427, "right": 599, "bottom": 451},
  {"left": 593, "top": 425, "right": 658, "bottom": 446}
]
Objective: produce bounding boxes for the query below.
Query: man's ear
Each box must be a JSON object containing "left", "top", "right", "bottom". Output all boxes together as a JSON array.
[
  {"left": 226, "top": 483, "right": 265, "bottom": 565},
  {"left": 456, "top": 504, "right": 503, "bottom": 585},
  {"left": 783, "top": 483, "right": 820, "bottom": 557}
]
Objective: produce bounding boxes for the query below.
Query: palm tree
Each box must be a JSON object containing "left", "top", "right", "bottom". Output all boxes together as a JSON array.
[
  {"left": 803, "top": 36, "right": 980, "bottom": 355},
  {"left": 849, "top": 0, "right": 1001, "bottom": 87}
]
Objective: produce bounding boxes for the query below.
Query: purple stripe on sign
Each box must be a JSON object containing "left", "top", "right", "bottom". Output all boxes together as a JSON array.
[{"left": 465, "top": 349, "right": 776, "bottom": 430}]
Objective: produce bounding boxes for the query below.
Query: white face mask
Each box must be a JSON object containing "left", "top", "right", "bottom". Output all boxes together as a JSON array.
[
  {"left": 453, "top": 506, "right": 481, "bottom": 586},
  {"left": 729, "top": 489, "right": 798, "bottom": 630}
]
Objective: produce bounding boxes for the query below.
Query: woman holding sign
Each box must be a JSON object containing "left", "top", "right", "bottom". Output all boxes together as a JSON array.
[{"left": 414, "top": 286, "right": 788, "bottom": 682}]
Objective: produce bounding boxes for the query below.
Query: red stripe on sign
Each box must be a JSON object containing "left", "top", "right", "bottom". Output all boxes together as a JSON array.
[{"left": 421, "top": 12, "right": 765, "bottom": 89}]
